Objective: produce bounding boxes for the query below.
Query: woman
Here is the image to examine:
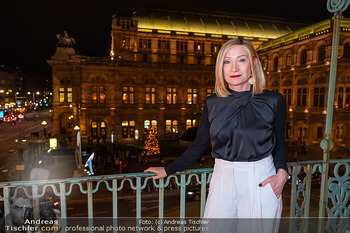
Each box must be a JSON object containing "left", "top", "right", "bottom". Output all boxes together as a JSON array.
[{"left": 145, "top": 39, "right": 288, "bottom": 218}]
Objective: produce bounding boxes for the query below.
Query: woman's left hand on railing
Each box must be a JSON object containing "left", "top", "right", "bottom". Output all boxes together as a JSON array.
[{"left": 144, "top": 167, "right": 167, "bottom": 180}]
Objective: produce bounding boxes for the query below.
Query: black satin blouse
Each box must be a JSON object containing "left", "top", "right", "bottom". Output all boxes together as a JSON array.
[{"left": 165, "top": 86, "right": 288, "bottom": 175}]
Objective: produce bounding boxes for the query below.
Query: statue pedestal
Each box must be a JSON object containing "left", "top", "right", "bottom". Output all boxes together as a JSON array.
[{"left": 51, "top": 47, "right": 76, "bottom": 61}]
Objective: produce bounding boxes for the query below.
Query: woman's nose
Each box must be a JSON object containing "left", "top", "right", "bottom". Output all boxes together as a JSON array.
[{"left": 231, "top": 62, "right": 239, "bottom": 71}]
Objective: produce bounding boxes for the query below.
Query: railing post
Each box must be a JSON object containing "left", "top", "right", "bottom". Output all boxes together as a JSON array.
[
  {"left": 59, "top": 183, "right": 67, "bottom": 232},
  {"left": 32, "top": 184, "right": 41, "bottom": 232},
  {"left": 4, "top": 186, "right": 12, "bottom": 233},
  {"left": 136, "top": 177, "right": 142, "bottom": 233},
  {"left": 112, "top": 179, "right": 118, "bottom": 233},
  {"left": 180, "top": 174, "right": 186, "bottom": 233},
  {"left": 303, "top": 164, "right": 312, "bottom": 217},
  {"left": 289, "top": 165, "right": 298, "bottom": 218},
  {"left": 200, "top": 172, "right": 207, "bottom": 218},
  {"left": 87, "top": 181, "right": 93, "bottom": 233},
  {"left": 158, "top": 178, "right": 164, "bottom": 233}
]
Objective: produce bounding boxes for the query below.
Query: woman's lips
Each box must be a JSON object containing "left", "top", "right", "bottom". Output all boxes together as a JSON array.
[{"left": 230, "top": 75, "right": 241, "bottom": 78}]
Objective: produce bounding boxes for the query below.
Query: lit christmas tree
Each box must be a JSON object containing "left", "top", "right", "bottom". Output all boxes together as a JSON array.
[{"left": 143, "top": 127, "right": 160, "bottom": 156}]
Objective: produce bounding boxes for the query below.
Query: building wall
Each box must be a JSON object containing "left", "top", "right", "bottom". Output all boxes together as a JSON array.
[
  {"left": 48, "top": 48, "right": 215, "bottom": 144},
  {"left": 0, "top": 71, "right": 17, "bottom": 108},
  {"left": 259, "top": 28, "right": 350, "bottom": 149},
  {"left": 48, "top": 11, "right": 350, "bottom": 150}
]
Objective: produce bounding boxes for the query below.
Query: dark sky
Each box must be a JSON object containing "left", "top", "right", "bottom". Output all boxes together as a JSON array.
[{"left": 0, "top": 0, "right": 347, "bottom": 83}]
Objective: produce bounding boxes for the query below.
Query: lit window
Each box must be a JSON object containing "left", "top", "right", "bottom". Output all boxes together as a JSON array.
[
  {"left": 145, "top": 87, "right": 156, "bottom": 104},
  {"left": 151, "top": 120, "right": 157, "bottom": 132},
  {"left": 59, "top": 88, "right": 65, "bottom": 103},
  {"left": 207, "top": 88, "right": 215, "bottom": 97},
  {"left": 121, "top": 120, "right": 135, "bottom": 138},
  {"left": 173, "top": 120, "right": 178, "bottom": 133},
  {"left": 186, "top": 119, "right": 196, "bottom": 130},
  {"left": 123, "top": 86, "right": 134, "bottom": 104},
  {"left": 166, "top": 120, "right": 179, "bottom": 133},
  {"left": 100, "top": 121, "right": 107, "bottom": 138},
  {"left": 166, "top": 88, "right": 177, "bottom": 104},
  {"left": 345, "top": 87, "right": 350, "bottom": 108},
  {"left": 67, "top": 88, "right": 72, "bottom": 102},
  {"left": 99, "top": 87, "right": 105, "bottom": 104},
  {"left": 92, "top": 86, "right": 97, "bottom": 104},
  {"left": 91, "top": 121, "right": 98, "bottom": 137},
  {"left": 187, "top": 88, "right": 197, "bottom": 104},
  {"left": 144, "top": 120, "right": 150, "bottom": 130},
  {"left": 194, "top": 42, "right": 204, "bottom": 52},
  {"left": 166, "top": 120, "right": 171, "bottom": 133}
]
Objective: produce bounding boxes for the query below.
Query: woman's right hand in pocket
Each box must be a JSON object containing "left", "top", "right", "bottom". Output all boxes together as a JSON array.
[{"left": 144, "top": 167, "right": 167, "bottom": 180}]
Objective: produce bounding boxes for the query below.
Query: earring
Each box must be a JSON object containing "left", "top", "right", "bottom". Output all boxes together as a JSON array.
[{"left": 248, "top": 78, "right": 254, "bottom": 84}]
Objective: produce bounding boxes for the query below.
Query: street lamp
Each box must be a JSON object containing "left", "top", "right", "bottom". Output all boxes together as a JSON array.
[{"left": 41, "top": 120, "right": 47, "bottom": 136}]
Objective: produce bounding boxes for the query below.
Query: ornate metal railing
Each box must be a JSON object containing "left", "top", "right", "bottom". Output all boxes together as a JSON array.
[{"left": 0, "top": 159, "right": 350, "bottom": 233}]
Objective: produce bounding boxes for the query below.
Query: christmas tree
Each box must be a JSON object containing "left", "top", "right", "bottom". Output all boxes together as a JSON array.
[{"left": 143, "top": 127, "right": 160, "bottom": 156}]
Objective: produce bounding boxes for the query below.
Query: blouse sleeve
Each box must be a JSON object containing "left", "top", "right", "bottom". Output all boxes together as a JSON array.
[
  {"left": 272, "top": 93, "right": 288, "bottom": 172},
  {"left": 164, "top": 100, "right": 211, "bottom": 175}
]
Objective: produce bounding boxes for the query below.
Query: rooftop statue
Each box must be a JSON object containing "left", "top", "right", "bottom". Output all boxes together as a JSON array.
[{"left": 56, "top": 30, "right": 75, "bottom": 47}]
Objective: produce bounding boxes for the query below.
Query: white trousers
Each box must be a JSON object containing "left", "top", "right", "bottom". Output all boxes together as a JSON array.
[{"left": 204, "top": 155, "right": 283, "bottom": 218}]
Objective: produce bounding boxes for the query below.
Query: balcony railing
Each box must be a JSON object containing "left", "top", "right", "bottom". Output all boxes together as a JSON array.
[{"left": 1, "top": 159, "right": 350, "bottom": 233}]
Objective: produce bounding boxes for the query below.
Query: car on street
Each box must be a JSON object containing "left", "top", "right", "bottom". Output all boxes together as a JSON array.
[{"left": 186, "top": 183, "right": 209, "bottom": 201}]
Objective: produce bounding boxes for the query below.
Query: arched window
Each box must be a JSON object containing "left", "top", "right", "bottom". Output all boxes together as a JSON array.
[
  {"left": 122, "top": 120, "right": 135, "bottom": 138},
  {"left": 318, "top": 45, "right": 326, "bottom": 62},
  {"left": 91, "top": 121, "right": 98, "bottom": 138},
  {"left": 151, "top": 120, "right": 157, "bottom": 132},
  {"left": 166, "top": 120, "right": 178, "bottom": 133},
  {"left": 100, "top": 121, "right": 107, "bottom": 139},
  {"left": 273, "top": 57, "right": 278, "bottom": 70},
  {"left": 344, "top": 43, "right": 350, "bottom": 58},
  {"left": 300, "top": 49, "right": 307, "bottom": 65},
  {"left": 286, "top": 53, "right": 292, "bottom": 68}
]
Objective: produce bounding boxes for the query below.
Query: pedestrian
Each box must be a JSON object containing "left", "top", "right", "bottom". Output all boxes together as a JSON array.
[
  {"left": 115, "top": 157, "right": 120, "bottom": 170},
  {"left": 145, "top": 39, "right": 288, "bottom": 220}
]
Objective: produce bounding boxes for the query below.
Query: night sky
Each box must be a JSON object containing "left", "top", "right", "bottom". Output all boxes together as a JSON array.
[{"left": 0, "top": 0, "right": 348, "bottom": 86}]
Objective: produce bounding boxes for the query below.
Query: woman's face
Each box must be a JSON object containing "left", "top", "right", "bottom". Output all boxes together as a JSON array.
[{"left": 223, "top": 45, "right": 254, "bottom": 92}]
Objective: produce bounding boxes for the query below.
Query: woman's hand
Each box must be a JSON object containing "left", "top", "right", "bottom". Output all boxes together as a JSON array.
[
  {"left": 259, "top": 169, "right": 288, "bottom": 198},
  {"left": 144, "top": 167, "right": 167, "bottom": 180}
]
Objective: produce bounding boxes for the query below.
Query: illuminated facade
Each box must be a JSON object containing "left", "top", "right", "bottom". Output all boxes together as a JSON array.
[
  {"left": 48, "top": 8, "right": 308, "bottom": 144},
  {"left": 0, "top": 70, "right": 17, "bottom": 109},
  {"left": 258, "top": 18, "right": 350, "bottom": 149}
]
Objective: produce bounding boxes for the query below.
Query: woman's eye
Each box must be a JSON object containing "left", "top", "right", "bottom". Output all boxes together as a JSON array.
[
  {"left": 238, "top": 58, "right": 246, "bottom": 63},
  {"left": 223, "top": 60, "right": 230, "bottom": 64}
]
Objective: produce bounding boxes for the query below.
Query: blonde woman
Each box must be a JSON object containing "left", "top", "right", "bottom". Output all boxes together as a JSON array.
[{"left": 145, "top": 39, "right": 288, "bottom": 218}]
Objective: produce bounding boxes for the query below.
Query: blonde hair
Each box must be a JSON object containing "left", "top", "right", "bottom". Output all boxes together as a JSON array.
[{"left": 215, "top": 39, "right": 265, "bottom": 97}]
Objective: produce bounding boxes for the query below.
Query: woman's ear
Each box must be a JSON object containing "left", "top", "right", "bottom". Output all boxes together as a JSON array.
[{"left": 253, "top": 58, "right": 258, "bottom": 66}]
